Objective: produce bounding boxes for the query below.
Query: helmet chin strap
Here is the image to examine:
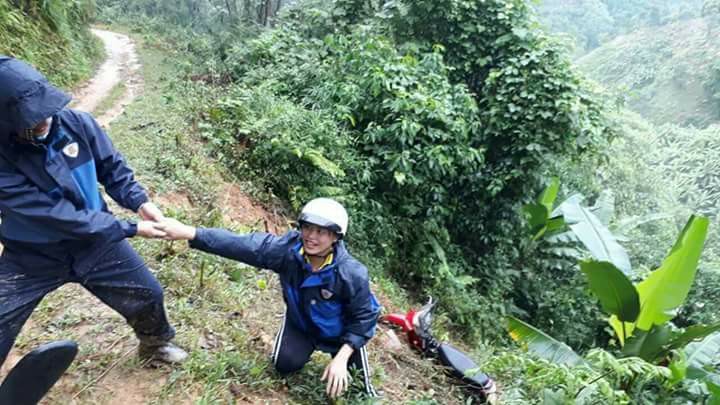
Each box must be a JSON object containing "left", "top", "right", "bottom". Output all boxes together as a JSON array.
[
  {"left": 304, "top": 248, "right": 333, "bottom": 259},
  {"left": 303, "top": 241, "right": 337, "bottom": 259}
]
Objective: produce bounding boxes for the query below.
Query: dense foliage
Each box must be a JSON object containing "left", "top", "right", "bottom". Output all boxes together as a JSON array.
[
  {"left": 576, "top": 16, "right": 720, "bottom": 127},
  {"left": 0, "top": 0, "right": 102, "bottom": 87},
  {"left": 512, "top": 182, "right": 720, "bottom": 403}
]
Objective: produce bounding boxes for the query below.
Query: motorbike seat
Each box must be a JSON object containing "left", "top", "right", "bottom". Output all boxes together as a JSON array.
[
  {"left": 437, "top": 342, "right": 493, "bottom": 390},
  {"left": 0, "top": 340, "right": 78, "bottom": 405}
]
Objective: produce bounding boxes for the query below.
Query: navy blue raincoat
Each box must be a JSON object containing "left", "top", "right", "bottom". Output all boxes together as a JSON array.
[
  {"left": 0, "top": 56, "right": 148, "bottom": 273},
  {"left": 190, "top": 228, "right": 381, "bottom": 350}
]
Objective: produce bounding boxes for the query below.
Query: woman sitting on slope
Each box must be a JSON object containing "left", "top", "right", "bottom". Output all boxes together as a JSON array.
[{"left": 159, "top": 198, "right": 381, "bottom": 398}]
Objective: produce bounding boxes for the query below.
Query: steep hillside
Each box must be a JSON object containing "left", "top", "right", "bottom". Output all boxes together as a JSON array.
[
  {"left": 534, "top": 0, "right": 702, "bottom": 57},
  {"left": 577, "top": 17, "right": 720, "bottom": 127},
  {"left": 0, "top": 0, "right": 102, "bottom": 88},
  {"left": 0, "top": 27, "right": 495, "bottom": 405}
]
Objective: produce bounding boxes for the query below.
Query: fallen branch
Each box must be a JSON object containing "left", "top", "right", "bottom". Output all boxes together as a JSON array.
[
  {"left": 72, "top": 345, "right": 135, "bottom": 399},
  {"left": 83, "top": 333, "right": 130, "bottom": 362}
]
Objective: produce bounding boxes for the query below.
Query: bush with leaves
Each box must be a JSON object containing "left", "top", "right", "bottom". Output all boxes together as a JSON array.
[
  {"left": 0, "top": 0, "right": 102, "bottom": 88},
  {"left": 202, "top": 84, "right": 360, "bottom": 207}
]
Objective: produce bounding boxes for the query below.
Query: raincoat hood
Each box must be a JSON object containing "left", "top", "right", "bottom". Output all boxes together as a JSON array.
[{"left": 0, "top": 55, "right": 71, "bottom": 135}]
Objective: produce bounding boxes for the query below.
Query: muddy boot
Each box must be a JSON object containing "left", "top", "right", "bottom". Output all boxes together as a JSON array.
[{"left": 138, "top": 341, "right": 188, "bottom": 364}]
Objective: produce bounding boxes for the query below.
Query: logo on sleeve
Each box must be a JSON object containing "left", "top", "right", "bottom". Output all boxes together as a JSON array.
[{"left": 62, "top": 142, "right": 79, "bottom": 158}]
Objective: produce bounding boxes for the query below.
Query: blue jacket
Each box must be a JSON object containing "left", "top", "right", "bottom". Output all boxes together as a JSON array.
[
  {"left": 0, "top": 56, "right": 148, "bottom": 273},
  {"left": 190, "top": 229, "right": 381, "bottom": 350}
]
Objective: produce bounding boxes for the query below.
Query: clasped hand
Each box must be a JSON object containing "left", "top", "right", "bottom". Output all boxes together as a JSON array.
[{"left": 135, "top": 203, "right": 196, "bottom": 240}]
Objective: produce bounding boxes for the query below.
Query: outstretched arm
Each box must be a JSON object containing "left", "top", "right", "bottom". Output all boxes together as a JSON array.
[{"left": 159, "top": 218, "right": 293, "bottom": 273}]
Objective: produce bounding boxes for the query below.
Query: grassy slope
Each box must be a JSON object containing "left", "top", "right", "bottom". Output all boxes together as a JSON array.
[
  {"left": 0, "top": 1, "right": 103, "bottom": 89},
  {"left": 8, "top": 34, "right": 488, "bottom": 404},
  {"left": 577, "top": 17, "right": 720, "bottom": 127}
]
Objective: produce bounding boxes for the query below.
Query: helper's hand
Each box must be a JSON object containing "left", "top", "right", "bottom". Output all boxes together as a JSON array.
[
  {"left": 321, "top": 344, "right": 353, "bottom": 399},
  {"left": 137, "top": 220, "right": 167, "bottom": 238},
  {"left": 157, "top": 218, "right": 197, "bottom": 241},
  {"left": 138, "top": 202, "right": 165, "bottom": 222}
]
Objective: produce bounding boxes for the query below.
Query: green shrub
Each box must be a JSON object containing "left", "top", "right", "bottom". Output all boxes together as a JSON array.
[{"left": 0, "top": 0, "right": 102, "bottom": 88}]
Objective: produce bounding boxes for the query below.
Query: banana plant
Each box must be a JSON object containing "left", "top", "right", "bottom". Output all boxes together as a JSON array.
[
  {"left": 610, "top": 215, "right": 710, "bottom": 352},
  {"left": 512, "top": 180, "right": 717, "bottom": 395},
  {"left": 516, "top": 216, "right": 720, "bottom": 362},
  {"left": 508, "top": 215, "right": 717, "bottom": 391}
]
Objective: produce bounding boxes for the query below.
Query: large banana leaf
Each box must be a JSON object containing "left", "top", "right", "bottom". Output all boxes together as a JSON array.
[
  {"left": 580, "top": 260, "right": 639, "bottom": 323},
  {"left": 560, "top": 200, "right": 632, "bottom": 274},
  {"left": 524, "top": 203, "right": 549, "bottom": 240},
  {"left": 507, "top": 316, "right": 585, "bottom": 367},
  {"left": 551, "top": 193, "right": 584, "bottom": 218},
  {"left": 524, "top": 178, "right": 562, "bottom": 240},
  {"left": 539, "top": 177, "right": 560, "bottom": 213},
  {"left": 685, "top": 332, "right": 720, "bottom": 380},
  {"left": 634, "top": 215, "right": 709, "bottom": 331},
  {"left": 611, "top": 215, "right": 710, "bottom": 344}
]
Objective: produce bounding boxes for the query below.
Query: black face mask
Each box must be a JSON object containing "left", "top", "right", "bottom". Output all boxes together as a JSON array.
[{"left": 18, "top": 117, "right": 52, "bottom": 143}]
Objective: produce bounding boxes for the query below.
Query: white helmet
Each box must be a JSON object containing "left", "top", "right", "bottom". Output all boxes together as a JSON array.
[{"left": 298, "top": 198, "right": 349, "bottom": 237}]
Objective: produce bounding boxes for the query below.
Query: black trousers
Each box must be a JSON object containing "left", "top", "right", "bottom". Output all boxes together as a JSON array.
[
  {"left": 271, "top": 314, "right": 378, "bottom": 397},
  {"left": 0, "top": 239, "right": 175, "bottom": 368}
]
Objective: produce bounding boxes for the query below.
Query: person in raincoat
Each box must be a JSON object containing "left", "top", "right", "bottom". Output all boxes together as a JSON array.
[
  {"left": 0, "top": 55, "right": 187, "bottom": 368},
  {"left": 158, "top": 198, "right": 381, "bottom": 398}
]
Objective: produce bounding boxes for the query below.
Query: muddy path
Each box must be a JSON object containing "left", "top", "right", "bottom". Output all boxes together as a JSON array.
[{"left": 70, "top": 28, "right": 142, "bottom": 126}]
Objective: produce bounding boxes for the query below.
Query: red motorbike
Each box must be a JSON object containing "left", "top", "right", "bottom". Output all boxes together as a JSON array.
[{"left": 383, "top": 298, "right": 497, "bottom": 402}]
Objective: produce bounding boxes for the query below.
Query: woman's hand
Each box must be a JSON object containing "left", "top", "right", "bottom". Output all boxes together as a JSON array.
[
  {"left": 321, "top": 344, "right": 353, "bottom": 398},
  {"left": 138, "top": 202, "right": 165, "bottom": 222},
  {"left": 136, "top": 220, "right": 167, "bottom": 238},
  {"left": 156, "top": 218, "right": 197, "bottom": 241}
]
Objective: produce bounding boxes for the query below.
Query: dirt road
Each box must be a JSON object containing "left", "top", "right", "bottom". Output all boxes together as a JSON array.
[{"left": 70, "top": 28, "right": 142, "bottom": 126}]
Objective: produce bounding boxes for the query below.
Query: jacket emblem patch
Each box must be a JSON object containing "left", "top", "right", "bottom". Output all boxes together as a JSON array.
[
  {"left": 63, "top": 142, "right": 79, "bottom": 158},
  {"left": 320, "top": 288, "right": 334, "bottom": 300}
]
